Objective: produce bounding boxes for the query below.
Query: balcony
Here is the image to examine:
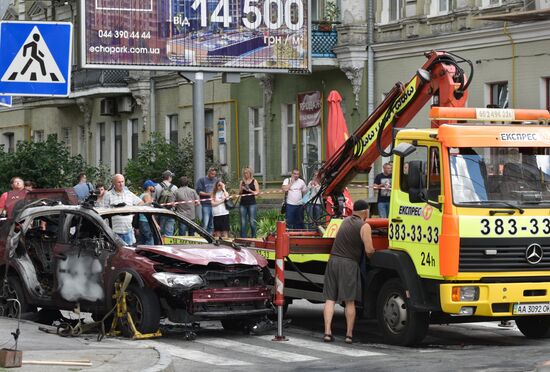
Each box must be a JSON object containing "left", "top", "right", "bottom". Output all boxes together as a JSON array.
[
  {"left": 311, "top": 22, "right": 338, "bottom": 58},
  {"left": 71, "top": 67, "right": 129, "bottom": 92}
]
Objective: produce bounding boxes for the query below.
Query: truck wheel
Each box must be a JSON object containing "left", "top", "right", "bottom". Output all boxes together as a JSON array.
[
  {"left": 376, "top": 278, "right": 429, "bottom": 346},
  {"left": 124, "top": 284, "right": 160, "bottom": 334},
  {"left": 516, "top": 316, "right": 550, "bottom": 338},
  {"left": 0, "top": 276, "right": 35, "bottom": 318}
]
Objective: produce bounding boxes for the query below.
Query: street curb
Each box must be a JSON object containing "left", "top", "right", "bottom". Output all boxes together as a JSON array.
[{"left": 143, "top": 346, "right": 174, "bottom": 372}]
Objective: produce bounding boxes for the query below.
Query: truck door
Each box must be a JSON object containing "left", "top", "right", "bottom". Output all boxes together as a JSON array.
[{"left": 389, "top": 142, "right": 444, "bottom": 279}]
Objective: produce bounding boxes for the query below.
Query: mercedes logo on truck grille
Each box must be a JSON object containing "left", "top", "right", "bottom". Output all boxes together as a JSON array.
[{"left": 525, "top": 243, "right": 543, "bottom": 265}]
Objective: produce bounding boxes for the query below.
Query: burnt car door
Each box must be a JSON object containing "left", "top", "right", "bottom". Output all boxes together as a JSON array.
[{"left": 52, "top": 211, "right": 117, "bottom": 304}]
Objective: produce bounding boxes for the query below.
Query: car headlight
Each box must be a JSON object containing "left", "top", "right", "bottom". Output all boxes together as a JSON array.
[{"left": 152, "top": 272, "right": 204, "bottom": 289}]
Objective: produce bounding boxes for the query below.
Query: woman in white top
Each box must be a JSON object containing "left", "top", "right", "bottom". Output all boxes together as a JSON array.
[{"left": 211, "top": 180, "right": 230, "bottom": 238}]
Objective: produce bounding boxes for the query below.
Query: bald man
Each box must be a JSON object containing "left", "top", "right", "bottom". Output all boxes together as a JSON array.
[{"left": 102, "top": 174, "right": 143, "bottom": 245}]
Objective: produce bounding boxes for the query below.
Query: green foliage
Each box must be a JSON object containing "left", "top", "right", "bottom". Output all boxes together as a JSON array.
[
  {"left": 124, "top": 132, "right": 194, "bottom": 190},
  {"left": 0, "top": 134, "right": 103, "bottom": 192},
  {"left": 256, "top": 208, "right": 284, "bottom": 238}
]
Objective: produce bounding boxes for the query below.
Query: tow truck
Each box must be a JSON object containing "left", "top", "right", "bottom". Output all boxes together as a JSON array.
[{"left": 239, "top": 51, "right": 550, "bottom": 345}]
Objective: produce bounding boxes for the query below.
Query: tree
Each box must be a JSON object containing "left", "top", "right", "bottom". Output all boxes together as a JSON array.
[
  {"left": 0, "top": 134, "right": 105, "bottom": 192},
  {"left": 124, "top": 133, "right": 194, "bottom": 190}
]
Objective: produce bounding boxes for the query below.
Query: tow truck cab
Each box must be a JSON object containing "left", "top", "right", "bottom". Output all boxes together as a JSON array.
[{"left": 382, "top": 108, "right": 550, "bottom": 338}]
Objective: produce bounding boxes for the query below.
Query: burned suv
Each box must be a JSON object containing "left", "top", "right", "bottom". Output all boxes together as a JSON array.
[{"left": 0, "top": 203, "right": 272, "bottom": 333}]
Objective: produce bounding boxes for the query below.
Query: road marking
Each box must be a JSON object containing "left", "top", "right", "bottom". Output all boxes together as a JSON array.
[
  {"left": 195, "top": 338, "right": 318, "bottom": 362},
  {"left": 257, "top": 335, "right": 386, "bottom": 357},
  {"left": 119, "top": 340, "right": 252, "bottom": 366}
]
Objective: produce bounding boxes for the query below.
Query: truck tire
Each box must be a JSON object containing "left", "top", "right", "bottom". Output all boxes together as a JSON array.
[
  {"left": 124, "top": 284, "right": 160, "bottom": 334},
  {"left": 515, "top": 316, "right": 550, "bottom": 338},
  {"left": 0, "top": 276, "right": 35, "bottom": 318},
  {"left": 376, "top": 278, "right": 429, "bottom": 346}
]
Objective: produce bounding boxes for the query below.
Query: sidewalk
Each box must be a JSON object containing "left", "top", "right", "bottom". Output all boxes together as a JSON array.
[{"left": 0, "top": 317, "right": 173, "bottom": 371}]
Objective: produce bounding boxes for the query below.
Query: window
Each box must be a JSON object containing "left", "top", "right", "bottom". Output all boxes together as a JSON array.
[
  {"left": 482, "top": 0, "right": 502, "bottom": 7},
  {"left": 114, "top": 121, "right": 122, "bottom": 174},
  {"left": 302, "top": 126, "right": 321, "bottom": 182},
  {"left": 428, "top": 147, "right": 441, "bottom": 200},
  {"left": 98, "top": 122, "right": 106, "bottom": 164},
  {"left": 281, "top": 104, "right": 297, "bottom": 175},
  {"left": 489, "top": 82, "right": 509, "bottom": 108},
  {"left": 4, "top": 132, "right": 14, "bottom": 153},
  {"left": 166, "top": 114, "right": 178, "bottom": 144},
  {"left": 62, "top": 128, "right": 71, "bottom": 153},
  {"left": 130, "top": 119, "right": 139, "bottom": 159},
  {"left": 33, "top": 130, "right": 44, "bottom": 143},
  {"left": 546, "top": 78, "right": 550, "bottom": 111},
  {"left": 249, "top": 107, "right": 264, "bottom": 175},
  {"left": 381, "top": 0, "right": 402, "bottom": 24},
  {"left": 430, "top": 0, "right": 451, "bottom": 16}
]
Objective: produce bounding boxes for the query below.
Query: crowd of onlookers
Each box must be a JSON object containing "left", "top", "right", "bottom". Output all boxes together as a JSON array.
[{"left": 73, "top": 167, "right": 261, "bottom": 240}]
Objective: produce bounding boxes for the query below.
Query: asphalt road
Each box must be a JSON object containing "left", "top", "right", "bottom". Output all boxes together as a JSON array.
[{"left": 139, "top": 300, "right": 550, "bottom": 371}]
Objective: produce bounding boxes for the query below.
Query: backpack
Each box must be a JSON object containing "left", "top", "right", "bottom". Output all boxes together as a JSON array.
[{"left": 157, "top": 182, "right": 176, "bottom": 205}]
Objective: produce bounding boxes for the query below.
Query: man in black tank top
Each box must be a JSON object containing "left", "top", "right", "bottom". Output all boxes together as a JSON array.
[{"left": 322, "top": 199, "right": 374, "bottom": 344}]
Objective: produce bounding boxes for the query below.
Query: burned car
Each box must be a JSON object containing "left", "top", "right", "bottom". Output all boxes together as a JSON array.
[{"left": 0, "top": 203, "right": 272, "bottom": 333}]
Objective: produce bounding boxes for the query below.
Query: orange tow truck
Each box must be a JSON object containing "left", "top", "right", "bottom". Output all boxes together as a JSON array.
[{"left": 239, "top": 51, "right": 550, "bottom": 345}]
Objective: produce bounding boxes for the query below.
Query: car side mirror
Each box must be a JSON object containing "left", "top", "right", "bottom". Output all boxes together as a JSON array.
[{"left": 393, "top": 142, "right": 416, "bottom": 158}]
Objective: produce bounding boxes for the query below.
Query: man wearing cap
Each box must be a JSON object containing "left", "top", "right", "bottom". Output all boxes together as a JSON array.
[
  {"left": 154, "top": 170, "right": 178, "bottom": 236},
  {"left": 322, "top": 199, "right": 374, "bottom": 344},
  {"left": 138, "top": 180, "right": 156, "bottom": 244}
]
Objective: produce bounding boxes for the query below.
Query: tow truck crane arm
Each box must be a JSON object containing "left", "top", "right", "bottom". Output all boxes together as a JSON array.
[{"left": 317, "top": 51, "right": 473, "bottom": 215}]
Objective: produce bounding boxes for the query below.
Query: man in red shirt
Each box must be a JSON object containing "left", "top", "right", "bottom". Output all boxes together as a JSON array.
[{"left": 0, "top": 176, "right": 28, "bottom": 218}]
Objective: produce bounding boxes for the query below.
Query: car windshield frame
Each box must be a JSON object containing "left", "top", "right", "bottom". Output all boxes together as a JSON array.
[{"left": 449, "top": 146, "right": 550, "bottom": 208}]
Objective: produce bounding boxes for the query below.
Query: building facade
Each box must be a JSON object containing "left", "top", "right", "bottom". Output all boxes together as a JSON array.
[{"left": 1, "top": 0, "right": 549, "bottom": 193}]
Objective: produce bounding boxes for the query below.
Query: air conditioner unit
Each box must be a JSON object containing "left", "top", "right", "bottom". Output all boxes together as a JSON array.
[
  {"left": 100, "top": 98, "right": 116, "bottom": 116},
  {"left": 117, "top": 96, "right": 133, "bottom": 113}
]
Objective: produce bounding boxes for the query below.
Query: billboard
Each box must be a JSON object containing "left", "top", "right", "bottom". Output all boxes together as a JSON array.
[{"left": 80, "top": 0, "right": 311, "bottom": 73}]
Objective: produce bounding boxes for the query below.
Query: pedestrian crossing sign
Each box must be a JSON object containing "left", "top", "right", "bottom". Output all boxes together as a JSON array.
[{"left": 0, "top": 21, "right": 72, "bottom": 97}]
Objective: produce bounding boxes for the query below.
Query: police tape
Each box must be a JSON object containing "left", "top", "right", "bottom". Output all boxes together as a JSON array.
[{"left": 159, "top": 183, "right": 391, "bottom": 208}]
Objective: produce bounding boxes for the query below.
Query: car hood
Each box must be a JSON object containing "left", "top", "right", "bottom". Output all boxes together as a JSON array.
[{"left": 135, "top": 244, "right": 268, "bottom": 267}]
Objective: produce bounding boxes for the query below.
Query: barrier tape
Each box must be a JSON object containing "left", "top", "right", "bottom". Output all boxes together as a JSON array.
[{"left": 159, "top": 184, "right": 391, "bottom": 207}]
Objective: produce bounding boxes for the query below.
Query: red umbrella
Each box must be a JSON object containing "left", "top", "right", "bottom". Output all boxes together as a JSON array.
[
  {"left": 326, "top": 90, "right": 353, "bottom": 216},
  {"left": 326, "top": 90, "right": 349, "bottom": 158}
]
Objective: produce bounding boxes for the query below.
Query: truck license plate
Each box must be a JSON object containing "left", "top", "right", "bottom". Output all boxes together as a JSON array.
[{"left": 513, "top": 303, "right": 550, "bottom": 315}]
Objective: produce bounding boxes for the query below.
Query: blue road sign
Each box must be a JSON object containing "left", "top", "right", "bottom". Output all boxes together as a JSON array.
[
  {"left": 0, "top": 21, "right": 72, "bottom": 97},
  {"left": 0, "top": 95, "right": 12, "bottom": 107}
]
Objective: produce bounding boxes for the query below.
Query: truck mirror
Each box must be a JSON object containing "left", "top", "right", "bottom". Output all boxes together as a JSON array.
[
  {"left": 393, "top": 142, "right": 416, "bottom": 158},
  {"left": 408, "top": 160, "right": 427, "bottom": 203}
]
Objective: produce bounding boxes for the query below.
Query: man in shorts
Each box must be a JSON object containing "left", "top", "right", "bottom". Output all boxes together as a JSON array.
[{"left": 322, "top": 199, "right": 374, "bottom": 344}]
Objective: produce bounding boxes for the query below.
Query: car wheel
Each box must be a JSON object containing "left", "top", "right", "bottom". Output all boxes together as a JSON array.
[
  {"left": 124, "top": 284, "right": 160, "bottom": 334},
  {"left": 516, "top": 316, "right": 550, "bottom": 338},
  {"left": 0, "top": 276, "right": 35, "bottom": 318},
  {"left": 376, "top": 278, "right": 429, "bottom": 346}
]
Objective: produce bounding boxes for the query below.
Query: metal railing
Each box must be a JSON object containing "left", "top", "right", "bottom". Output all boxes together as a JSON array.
[
  {"left": 311, "top": 23, "right": 338, "bottom": 58},
  {"left": 71, "top": 67, "right": 129, "bottom": 91}
]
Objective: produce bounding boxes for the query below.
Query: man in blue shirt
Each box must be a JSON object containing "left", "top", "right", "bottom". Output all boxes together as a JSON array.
[
  {"left": 73, "top": 172, "right": 94, "bottom": 203},
  {"left": 195, "top": 167, "right": 218, "bottom": 234}
]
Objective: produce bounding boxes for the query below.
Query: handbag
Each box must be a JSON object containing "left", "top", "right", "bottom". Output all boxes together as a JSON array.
[
  {"left": 225, "top": 196, "right": 239, "bottom": 210},
  {"left": 280, "top": 192, "right": 288, "bottom": 214}
]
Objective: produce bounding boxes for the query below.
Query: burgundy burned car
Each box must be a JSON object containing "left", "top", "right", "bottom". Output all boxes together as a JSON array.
[{"left": 0, "top": 203, "right": 272, "bottom": 333}]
